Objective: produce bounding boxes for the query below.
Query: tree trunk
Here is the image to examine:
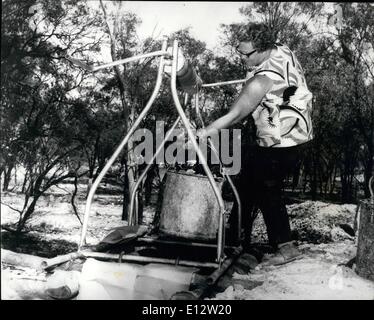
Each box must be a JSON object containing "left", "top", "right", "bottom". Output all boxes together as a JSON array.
[
  {"left": 121, "top": 136, "right": 138, "bottom": 223},
  {"left": 122, "top": 168, "right": 129, "bottom": 221},
  {"left": 311, "top": 152, "right": 317, "bottom": 201},
  {"left": 1, "top": 249, "right": 44, "bottom": 270},
  {"left": 329, "top": 166, "right": 337, "bottom": 197},
  {"left": 86, "top": 177, "right": 93, "bottom": 199},
  {"left": 71, "top": 174, "right": 82, "bottom": 224},
  {"left": 21, "top": 171, "right": 28, "bottom": 193},
  {"left": 363, "top": 154, "right": 373, "bottom": 198},
  {"left": 356, "top": 199, "right": 374, "bottom": 281},
  {"left": 17, "top": 194, "right": 40, "bottom": 233},
  {"left": 341, "top": 175, "right": 350, "bottom": 203},
  {"left": 13, "top": 165, "right": 17, "bottom": 186},
  {"left": 3, "top": 165, "right": 13, "bottom": 191},
  {"left": 86, "top": 136, "right": 100, "bottom": 198},
  {"left": 144, "top": 165, "right": 156, "bottom": 205}
]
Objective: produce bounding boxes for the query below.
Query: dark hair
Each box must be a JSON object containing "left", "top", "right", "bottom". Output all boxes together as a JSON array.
[{"left": 237, "top": 23, "right": 277, "bottom": 52}]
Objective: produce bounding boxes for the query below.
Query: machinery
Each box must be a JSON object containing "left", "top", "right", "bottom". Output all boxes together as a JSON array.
[{"left": 44, "top": 37, "right": 250, "bottom": 299}]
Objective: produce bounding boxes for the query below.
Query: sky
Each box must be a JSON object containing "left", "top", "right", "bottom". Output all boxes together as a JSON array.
[{"left": 100, "top": 1, "right": 248, "bottom": 51}]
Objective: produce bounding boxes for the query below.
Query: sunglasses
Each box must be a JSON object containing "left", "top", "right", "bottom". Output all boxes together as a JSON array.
[{"left": 236, "top": 47, "right": 257, "bottom": 58}]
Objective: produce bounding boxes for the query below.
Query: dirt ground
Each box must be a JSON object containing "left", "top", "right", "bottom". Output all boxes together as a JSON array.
[
  {"left": 1, "top": 181, "right": 374, "bottom": 300},
  {"left": 212, "top": 241, "right": 374, "bottom": 300}
]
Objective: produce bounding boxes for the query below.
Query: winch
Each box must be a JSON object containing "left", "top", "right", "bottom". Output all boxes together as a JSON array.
[{"left": 44, "top": 37, "right": 249, "bottom": 299}]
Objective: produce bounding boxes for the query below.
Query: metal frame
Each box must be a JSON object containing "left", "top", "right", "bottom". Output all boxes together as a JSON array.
[
  {"left": 66, "top": 50, "right": 171, "bottom": 72},
  {"left": 201, "top": 78, "right": 247, "bottom": 88},
  {"left": 76, "top": 38, "right": 248, "bottom": 268}
]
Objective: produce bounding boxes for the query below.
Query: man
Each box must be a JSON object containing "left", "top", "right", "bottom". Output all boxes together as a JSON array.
[{"left": 196, "top": 23, "right": 313, "bottom": 265}]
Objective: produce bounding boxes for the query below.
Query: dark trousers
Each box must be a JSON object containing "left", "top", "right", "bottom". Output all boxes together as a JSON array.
[{"left": 229, "top": 143, "right": 308, "bottom": 248}]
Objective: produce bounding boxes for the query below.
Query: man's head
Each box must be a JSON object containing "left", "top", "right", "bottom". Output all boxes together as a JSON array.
[{"left": 236, "top": 23, "right": 277, "bottom": 67}]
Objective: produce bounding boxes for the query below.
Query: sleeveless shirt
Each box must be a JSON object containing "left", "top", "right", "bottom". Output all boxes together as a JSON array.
[{"left": 250, "top": 44, "right": 313, "bottom": 148}]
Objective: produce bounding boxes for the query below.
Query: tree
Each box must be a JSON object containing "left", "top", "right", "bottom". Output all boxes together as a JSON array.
[
  {"left": 1, "top": 0, "right": 104, "bottom": 232},
  {"left": 335, "top": 2, "right": 374, "bottom": 199},
  {"left": 303, "top": 3, "right": 374, "bottom": 201}
]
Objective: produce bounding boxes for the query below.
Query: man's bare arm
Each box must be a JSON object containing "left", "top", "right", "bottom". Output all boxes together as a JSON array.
[{"left": 199, "top": 75, "right": 273, "bottom": 137}]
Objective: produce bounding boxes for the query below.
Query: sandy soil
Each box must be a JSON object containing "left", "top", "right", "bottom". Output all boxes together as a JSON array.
[
  {"left": 213, "top": 241, "right": 374, "bottom": 300},
  {"left": 1, "top": 182, "right": 374, "bottom": 300}
]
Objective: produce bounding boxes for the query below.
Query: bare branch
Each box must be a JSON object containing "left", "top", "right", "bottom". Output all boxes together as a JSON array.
[{"left": 0, "top": 201, "right": 23, "bottom": 214}]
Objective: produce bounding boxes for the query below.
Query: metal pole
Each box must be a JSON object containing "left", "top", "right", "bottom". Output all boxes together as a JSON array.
[
  {"left": 81, "top": 251, "right": 219, "bottom": 268},
  {"left": 137, "top": 237, "right": 238, "bottom": 249},
  {"left": 170, "top": 40, "right": 226, "bottom": 264},
  {"left": 202, "top": 78, "right": 247, "bottom": 88},
  {"left": 66, "top": 50, "right": 171, "bottom": 72},
  {"left": 129, "top": 116, "right": 181, "bottom": 225},
  {"left": 78, "top": 39, "right": 168, "bottom": 250},
  {"left": 225, "top": 174, "right": 242, "bottom": 243}
]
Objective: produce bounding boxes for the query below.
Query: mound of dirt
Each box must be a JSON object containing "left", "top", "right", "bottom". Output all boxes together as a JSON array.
[{"left": 252, "top": 201, "right": 357, "bottom": 244}]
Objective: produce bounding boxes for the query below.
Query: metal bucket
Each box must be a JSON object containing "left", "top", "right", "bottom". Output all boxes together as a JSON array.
[
  {"left": 159, "top": 171, "right": 223, "bottom": 241},
  {"left": 176, "top": 60, "right": 203, "bottom": 94}
]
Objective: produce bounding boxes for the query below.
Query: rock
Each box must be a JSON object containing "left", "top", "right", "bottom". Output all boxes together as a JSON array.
[
  {"left": 338, "top": 224, "right": 355, "bottom": 237},
  {"left": 232, "top": 253, "right": 258, "bottom": 274},
  {"left": 331, "top": 226, "right": 354, "bottom": 242},
  {"left": 324, "top": 253, "right": 334, "bottom": 260},
  {"left": 46, "top": 270, "right": 80, "bottom": 300},
  {"left": 222, "top": 285, "right": 234, "bottom": 299},
  {"left": 233, "top": 284, "right": 244, "bottom": 291}
]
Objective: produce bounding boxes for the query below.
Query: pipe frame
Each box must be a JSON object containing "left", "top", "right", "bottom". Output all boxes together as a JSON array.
[
  {"left": 82, "top": 251, "right": 219, "bottom": 269},
  {"left": 92, "top": 50, "right": 171, "bottom": 72},
  {"left": 67, "top": 50, "right": 171, "bottom": 72},
  {"left": 202, "top": 78, "right": 247, "bottom": 88}
]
